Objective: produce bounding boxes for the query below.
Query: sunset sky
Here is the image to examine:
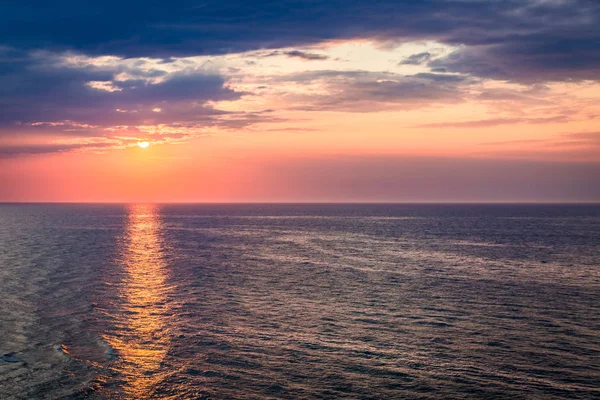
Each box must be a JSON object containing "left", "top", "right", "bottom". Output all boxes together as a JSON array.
[{"left": 1, "top": 0, "right": 599, "bottom": 202}]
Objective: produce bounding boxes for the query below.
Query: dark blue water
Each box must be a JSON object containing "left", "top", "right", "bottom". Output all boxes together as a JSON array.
[{"left": 0, "top": 204, "right": 599, "bottom": 399}]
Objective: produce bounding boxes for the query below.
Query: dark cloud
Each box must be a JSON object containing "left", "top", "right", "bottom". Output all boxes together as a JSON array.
[
  {"left": 410, "top": 72, "right": 470, "bottom": 83},
  {"left": 0, "top": 49, "right": 283, "bottom": 155},
  {"left": 283, "top": 50, "right": 329, "bottom": 61},
  {"left": 0, "top": 51, "right": 243, "bottom": 129},
  {"left": 260, "top": 50, "right": 329, "bottom": 60},
  {"left": 429, "top": 38, "right": 600, "bottom": 82},
  {"left": 399, "top": 52, "right": 431, "bottom": 65},
  {"left": 2, "top": 1, "right": 599, "bottom": 82},
  {"left": 113, "top": 72, "right": 240, "bottom": 102}
]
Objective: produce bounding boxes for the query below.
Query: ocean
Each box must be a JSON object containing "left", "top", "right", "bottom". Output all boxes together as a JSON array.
[{"left": 0, "top": 204, "right": 599, "bottom": 399}]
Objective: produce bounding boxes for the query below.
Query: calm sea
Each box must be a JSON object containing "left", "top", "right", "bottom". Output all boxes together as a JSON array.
[{"left": 0, "top": 204, "right": 599, "bottom": 399}]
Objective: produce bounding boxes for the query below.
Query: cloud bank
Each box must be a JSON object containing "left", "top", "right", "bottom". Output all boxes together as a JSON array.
[{"left": 0, "top": 0, "right": 599, "bottom": 160}]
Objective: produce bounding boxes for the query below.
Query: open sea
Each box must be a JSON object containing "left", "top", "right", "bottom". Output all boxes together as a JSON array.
[{"left": 0, "top": 203, "right": 599, "bottom": 399}]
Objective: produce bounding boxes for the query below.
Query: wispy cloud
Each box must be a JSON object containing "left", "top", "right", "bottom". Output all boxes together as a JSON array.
[
  {"left": 418, "top": 115, "right": 570, "bottom": 128},
  {"left": 261, "top": 50, "right": 329, "bottom": 61},
  {"left": 473, "top": 131, "right": 600, "bottom": 161}
]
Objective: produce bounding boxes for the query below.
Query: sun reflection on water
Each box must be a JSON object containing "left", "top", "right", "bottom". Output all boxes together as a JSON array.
[{"left": 103, "top": 204, "right": 172, "bottom": 398}]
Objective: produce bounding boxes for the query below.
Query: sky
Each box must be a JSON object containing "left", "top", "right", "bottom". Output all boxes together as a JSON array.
[{"left": 0, "top": 0, "right": 599, "bottom": 202}]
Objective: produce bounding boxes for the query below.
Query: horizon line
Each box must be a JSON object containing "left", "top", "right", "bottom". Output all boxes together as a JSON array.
[{"left": 1, "top": 201, "right": 599, "bottom": 205}]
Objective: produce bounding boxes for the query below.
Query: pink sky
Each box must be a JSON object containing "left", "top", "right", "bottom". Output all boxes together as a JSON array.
[{"left": 1, "top": 38, "right": 599, "bottom": 202}]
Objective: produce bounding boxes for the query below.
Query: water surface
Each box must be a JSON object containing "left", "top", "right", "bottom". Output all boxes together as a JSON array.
[{"left": 0, "top": 204, "right": 599, "bottom": 399}]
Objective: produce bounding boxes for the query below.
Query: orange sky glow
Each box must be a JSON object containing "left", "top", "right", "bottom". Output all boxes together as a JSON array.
[{"left": 1, "top": 40, "right": 599, "bottom": 202}]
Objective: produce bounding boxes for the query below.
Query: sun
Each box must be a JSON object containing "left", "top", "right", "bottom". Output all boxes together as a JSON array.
[{"left": 137, "top": 141, "right": 150, "bottom": 149}]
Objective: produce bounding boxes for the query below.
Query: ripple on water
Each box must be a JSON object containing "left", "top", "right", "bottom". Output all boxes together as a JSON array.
[{"left": 0, "top": 204, "right": 599, "bottom": 399}]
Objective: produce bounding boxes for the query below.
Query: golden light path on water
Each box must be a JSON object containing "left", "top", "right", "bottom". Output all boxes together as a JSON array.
[{"left": 102, "top": 204, "right": 172, "bottom": 398}]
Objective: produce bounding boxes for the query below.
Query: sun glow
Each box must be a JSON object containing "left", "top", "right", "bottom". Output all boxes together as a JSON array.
[
  {"left": 137, "top": 141, "right": 150, "bottom": 149},
  {"left": 101, "top": 204, "right": 172, "bottom": 398}
]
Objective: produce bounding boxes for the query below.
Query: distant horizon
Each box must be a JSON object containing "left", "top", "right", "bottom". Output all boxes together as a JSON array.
[{"left": 2, "top": 201, "right": 599, "bottom": 205}]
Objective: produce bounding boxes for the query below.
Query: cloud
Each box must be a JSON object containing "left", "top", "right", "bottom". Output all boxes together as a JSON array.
[
  {"left": 261, "top": 50, "right": 329, "bottom": 60},
  {"left": 0, "top": 50, "right": 257, "bottom": 131},
  {"left": 283, "top": 50, "right": 329, "bottom": 61},
  {"left": 278, "top": 70, "right": 470, "bottom": 111},
  {"left": 483, "top": 132, "right": 600, "bottom": 148},
  {"left": 1, "top": 1, "right": 599, "bottom": 158},
  {"left": 418, "top": 115, "right": 569, "bottom": 128},
  {"left": 428, "top": 40, "right": 600, "bottom": 83},
  {"left": 1, "top": 1, "right": 598, "bottom": 82},
  {"left": 0, "top": 49, "right": 292, "bottom": 155},
  {"left": 399, "top": 52, "right": 431, "bottom": 65},
  {"left": 474, "top": 131, "right": 600, "bottom": 161},
  {"left": 0, "top": 142, "right": 114, "bottom": 157},
  {"left": 475, "top": 85, "right": 553, "bottom": 104},
  {"left": 565, "top": 131, "right": 600, "bottom": 144}
]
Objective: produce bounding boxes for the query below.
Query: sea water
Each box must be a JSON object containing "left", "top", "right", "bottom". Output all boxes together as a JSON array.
[{"left": 0, "top": 204, "right": 599, "bottom": 399}]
